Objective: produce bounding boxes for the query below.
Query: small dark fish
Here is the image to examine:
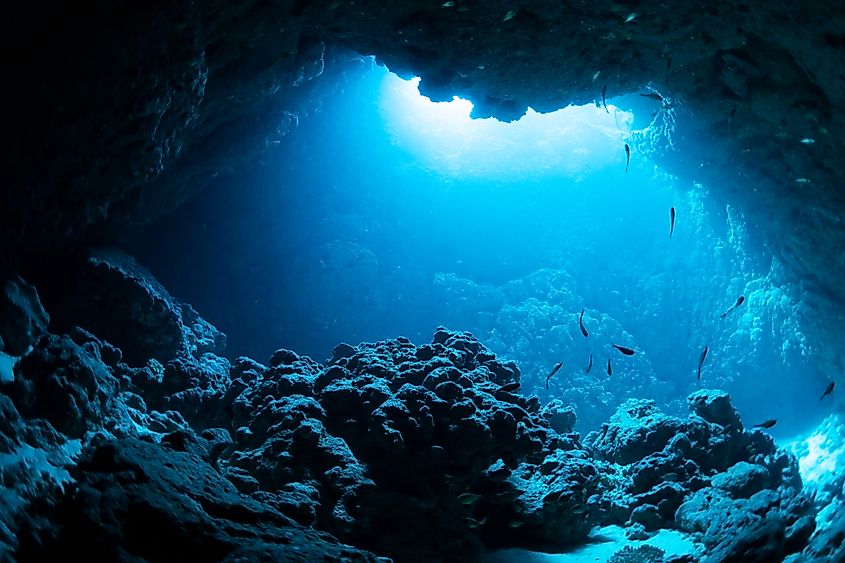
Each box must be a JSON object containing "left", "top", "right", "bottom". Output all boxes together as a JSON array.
[
  {"left": 579, "top": 308, "right": 589, "bottom": 337},
  {"left": 624, "top": 143, "right": 630, "bottom": 173},
  {"left": 457, "top": 493, "right": 481, "bottom": 505},
  {"left": 670, "top": 207, "right": 676, "bottom": 238},
  {"left": 607, "top": 358, "right": 612, "bottom": 376},
  {"left": 697, "top": 345, "right": 709, "bottom": 380},
  {"left": 720, "top": 295, "right": 746, "bottom": 318},
  {"left": 545, "top": 362, "right": 563, "bottom": 390},
  {"left": 585, "top": 353, "right": 593, "bottom": 373},
  {"left": 601, "top": 85, "right": 608, "bottom": 113},
  {"left": 466, "top": 516, "right": 487, "bottom": 529},
  {"left": 728, "top": 107, "right": 737, "bottom": 132},
  {"left": 640, "top": 92, "right": 664, "bottom": 102},
  {"left": 753, "top": 419, "right": 777, "bottom": 429},
  {"left": 821, "top": 381, "right": 835, "bottom": 399},
  {"left": 499, "top": 381, "right": 520, "bottom": 393},
  {"left": 612, "top": 344, "right": 635, "bottom": 356}
]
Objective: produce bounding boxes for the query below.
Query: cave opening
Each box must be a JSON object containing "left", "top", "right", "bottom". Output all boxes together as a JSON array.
[
  {"left": 5, "top": 3, "right": 845, "bottom": 559},
  {"left": 125, "top": 60, "right": 829, "bottom": 440}
]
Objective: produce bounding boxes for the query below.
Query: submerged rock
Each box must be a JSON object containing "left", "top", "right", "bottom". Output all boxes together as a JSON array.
[
  {"left": 0, "top": 277, "right": 49, "bottom": 356},
  {"left": 688, "top": 389, "right": 743, "bottom": 430},
  {"left": 4, "top": 334, "right": 122, "bottom": 438},
  {"left": 711, "top": 461, "right": 772, "bottom": 499},
  {"left": 586, "top": 391, "right": 813, "bottom": 560},
  {"left": 14, "top": 436, "right": 384, "bottom": 562},
  {"left": 0, "top": 256, "right": 818, "bottom": 562},
  {"left": 55, "top": 248, "right": 225, "bottom": 366},
  {"left": 225, "top": 329, "right": 601, "bottom": 561}
]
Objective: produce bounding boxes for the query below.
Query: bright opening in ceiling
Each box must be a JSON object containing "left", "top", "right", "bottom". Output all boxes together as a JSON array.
[{"left": 378, "top": 68, "right": 636, "bottom": 181}]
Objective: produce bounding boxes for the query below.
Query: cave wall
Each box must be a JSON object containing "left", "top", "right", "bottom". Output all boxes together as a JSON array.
[{"left": 5, "top": 1, "right": 845, "bottom": 372}]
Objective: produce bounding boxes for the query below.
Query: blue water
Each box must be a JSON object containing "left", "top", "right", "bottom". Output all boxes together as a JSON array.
[{"left": 131, "top": 59, "right": 831, "bottom": 437}]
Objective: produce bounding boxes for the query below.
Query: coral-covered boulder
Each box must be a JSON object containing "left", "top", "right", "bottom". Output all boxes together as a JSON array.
[
  {"left": 711, "top": 462, "right": 772, "bottom": 499},
  {"left": 586, "top": 399, "right": 686, "bottom": 465},
  {"left": 541, "top": 400, "right": 577, "bottom": 435},
  {"left": 141, "top": 353, "right": 233, "bottom": 430},
  {"left": 585, "top": 391, "right": 813, "bottom": 559},
  {"left": 688, "top": 389, "right": 743, "bottom": 430},
  {"left": 675, "top": 486, "right": 797, "bottom": 563},
  {"left": 218, "top": 328, "right": 601, "bottom": 562}
]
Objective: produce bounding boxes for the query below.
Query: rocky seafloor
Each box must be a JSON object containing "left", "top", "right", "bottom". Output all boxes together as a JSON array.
[{"left": 0, "top": 248, "right": 841, "bottom": 562}]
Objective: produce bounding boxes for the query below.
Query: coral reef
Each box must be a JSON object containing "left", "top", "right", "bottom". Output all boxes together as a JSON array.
[
  {"left": 0, "top": 260, "right": 830, "bottom": 561},
  {"left": 219, "top": 328, "right": 604, "bottom": 560},
  {"left": 586, "top": 390, "right": 813, "bottom": 562},
  {"left": 430, "top": 254, "right": 820, "bottom": 435},
  {"left": 433, "top": 269, "right": 670, "bottom": 431},
  {"left": 0, "top": 261, "right": 612, "bottom": 560},
  {"left": 4, "top": 1, "right": 844, "bottom": 559}
]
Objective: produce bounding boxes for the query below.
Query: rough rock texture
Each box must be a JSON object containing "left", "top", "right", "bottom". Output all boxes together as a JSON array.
[
  {"left": 53, "top": 248, "right": 226, "bottom": 366},
  {"left": 0, "top": 268, "right": 824, "bottom": 561},
  {"left": 0, "top": 393, "right": 77, "bottom": 560},
  {"left": 0, "top": 275, "right": 610, "bottom": 563},
  {"left": 16, "top": 435, "right": 385, "bottom": 562},
  {"left": 0, "top": 278, "right": 49, "bottom": 356},
  {"left": 786, "top": 413, "right": 845, "bottom": 562},
  {"left": 5, "top": 333, "right": 123, "bottom": 438},
  {"left": 220, "top": 328, "right": 603, "bottom": 561},
  {"left": 585, "top": 390, "right": 814, "bottom": 562}
]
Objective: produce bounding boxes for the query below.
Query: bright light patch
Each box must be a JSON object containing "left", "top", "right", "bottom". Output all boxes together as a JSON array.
[
  {"left": 800, "top": 433, "right": 839, "bottom": 482},
  {"left": 787, "top": 414, "right": 845, "bottom": 487},
  {"left": 379, "top": 71, "right": 635, "bottom": 180}
]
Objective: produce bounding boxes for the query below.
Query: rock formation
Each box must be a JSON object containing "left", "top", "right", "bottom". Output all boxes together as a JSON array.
[{"left": 0, "top": 254, "right": 837, "bottom": 561}]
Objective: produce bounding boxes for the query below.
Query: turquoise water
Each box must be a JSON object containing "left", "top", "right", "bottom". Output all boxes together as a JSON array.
[{"left": 132, "top": 60, "right": 831, "bottom": 437}]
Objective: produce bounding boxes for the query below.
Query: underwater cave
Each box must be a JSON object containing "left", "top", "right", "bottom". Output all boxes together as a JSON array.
[{"left": 3, "top": 2, "right": 845, "bottom": 562}]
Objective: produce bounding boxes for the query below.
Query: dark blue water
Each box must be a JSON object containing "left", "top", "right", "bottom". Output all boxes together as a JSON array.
[{"left": 131, "top": 60, "right": 830, "bottom": 436}]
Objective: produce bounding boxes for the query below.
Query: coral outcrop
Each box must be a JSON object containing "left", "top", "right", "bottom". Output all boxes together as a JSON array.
[
  {"left": 586, "top": 390, "right": 813, "bottom": 562},
  {"left": 433, "top": 269, "right": 670, "bottom": 431},
  {"left": 218, "top": 328, "right": 603, "bottom": 560},
  {"left": 0, "top": 265, "right": 610, "bottom": 561}
]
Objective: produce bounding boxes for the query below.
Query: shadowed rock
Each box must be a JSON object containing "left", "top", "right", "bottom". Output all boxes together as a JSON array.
[
  {"left": 0, "top": 277, "right": 49, "bottom": 356},
  {"left": 54, "top": 248, "right": 226, "bottom": 366}
]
